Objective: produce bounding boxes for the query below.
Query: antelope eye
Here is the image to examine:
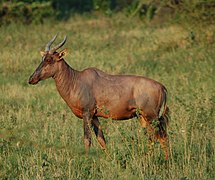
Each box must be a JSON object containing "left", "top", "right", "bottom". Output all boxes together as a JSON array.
[{"left": 46, "top": 58, "right": 53, "bottom": 63}]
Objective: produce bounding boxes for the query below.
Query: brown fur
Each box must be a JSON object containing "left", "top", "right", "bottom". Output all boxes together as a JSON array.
[{"left": 29, "top": 37, "right": 170, "bottom": 159}]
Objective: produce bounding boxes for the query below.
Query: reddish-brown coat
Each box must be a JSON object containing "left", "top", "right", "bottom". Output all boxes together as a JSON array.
[{"left": 29, "top": 35, "right": 170, "bottom": 159}]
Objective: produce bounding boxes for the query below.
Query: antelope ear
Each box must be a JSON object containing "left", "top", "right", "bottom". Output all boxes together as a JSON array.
[
  {"left": 40, "top": 51, "right": 46, "bottom": 57},
  {"left": 57, "top": 48, "right": 68, "bottom": 61}
]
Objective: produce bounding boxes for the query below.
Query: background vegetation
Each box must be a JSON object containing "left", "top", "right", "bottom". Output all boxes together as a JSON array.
[
  {"left": 0, "top": 0, "right": 214, "bottom": 179},
  {"left": 1, "top": 0, "right": 215, "bottom": 24}
]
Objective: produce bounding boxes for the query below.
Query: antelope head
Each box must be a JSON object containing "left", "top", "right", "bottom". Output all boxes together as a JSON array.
[{"left": 29, "top": 34, "right": 68, "bottom": 85}]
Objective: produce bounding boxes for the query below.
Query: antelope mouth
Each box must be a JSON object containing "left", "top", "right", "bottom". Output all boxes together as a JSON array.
[
  {"left": 29, "top": 79, "right": 39, "bottom": 85},
  {"left": 28, "top": 76, "right": 40, "bottom": 85}
]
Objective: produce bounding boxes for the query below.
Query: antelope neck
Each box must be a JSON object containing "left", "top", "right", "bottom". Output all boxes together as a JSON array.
[{"left": 53, "top": 60, "right": 79, "bottom": 97}]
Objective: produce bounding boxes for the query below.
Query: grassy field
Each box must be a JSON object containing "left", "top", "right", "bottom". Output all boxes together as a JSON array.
[{"left": 0, "top": 14, "right": 214, "bottom": 179}]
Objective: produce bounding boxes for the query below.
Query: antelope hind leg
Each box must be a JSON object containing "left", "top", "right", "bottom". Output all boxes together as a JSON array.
[{"left": 156, "top": 126, "right": 169, "bottom": 160}]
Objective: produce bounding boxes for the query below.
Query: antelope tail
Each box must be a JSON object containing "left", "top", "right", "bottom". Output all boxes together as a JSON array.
[{"left": 158, "top": 88, "right": 170, "bottom": 131}]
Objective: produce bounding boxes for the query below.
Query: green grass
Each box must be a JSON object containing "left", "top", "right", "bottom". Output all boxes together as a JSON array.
[{"left": 0, "top": 14, "right": 214, "bottom": 179}]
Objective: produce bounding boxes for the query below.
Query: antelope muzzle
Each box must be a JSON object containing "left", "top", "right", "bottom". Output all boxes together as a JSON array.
[{"left": 28, "top": 71, "right": 40, "bottom": 85}]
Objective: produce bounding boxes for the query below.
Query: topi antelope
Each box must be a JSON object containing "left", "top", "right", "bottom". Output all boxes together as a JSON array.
[{"left": 29, "top": 35, "right": 170, "bottom": 159}]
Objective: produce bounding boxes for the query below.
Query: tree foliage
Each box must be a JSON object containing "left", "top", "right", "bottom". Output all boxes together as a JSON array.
[
  {"left": 0, "top": 1, "right": 54, "bottom": 24},
  {"left": 0, "top": 0, "right": 214, "bottom": 25}
]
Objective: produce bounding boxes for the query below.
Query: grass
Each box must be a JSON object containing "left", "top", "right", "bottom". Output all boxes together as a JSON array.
[{"left": 0, "top": 14, "right": 214, "bottom": 179}]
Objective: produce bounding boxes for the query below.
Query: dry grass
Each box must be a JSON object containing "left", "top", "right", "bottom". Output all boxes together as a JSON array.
[{"left": 0, "top": 14, "right": 214, "bottom": 179}]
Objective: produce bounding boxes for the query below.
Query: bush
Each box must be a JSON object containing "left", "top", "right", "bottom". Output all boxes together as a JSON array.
[
  {"left": 52, "top": 0, "right": 94, "bottom": 19},
  {"left": 0, "top": 1, "right": 54, "bottom": 25},
  {"left": 175, "top": 0, "right": 215, "bottom": 25},
  {"left": 0, "top": 0, "right": 214, "bottom": 25}
]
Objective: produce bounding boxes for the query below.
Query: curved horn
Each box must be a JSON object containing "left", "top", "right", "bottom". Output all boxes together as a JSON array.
[
  {"left": 45, "top": 34, "right": 58, "bottom": 52},
  {"left": 50, "top": 36, "right": 67, "bottom": 53}
]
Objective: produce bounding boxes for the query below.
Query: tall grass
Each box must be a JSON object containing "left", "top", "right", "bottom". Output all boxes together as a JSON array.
[{"left": 0, "top": 14, "right": 214, "bottom": 179}]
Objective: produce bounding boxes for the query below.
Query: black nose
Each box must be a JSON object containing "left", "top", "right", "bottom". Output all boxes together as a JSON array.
[
  {"left": 28, "top": 74, "right": 38, "bottom": 85},
  {"left": 29, "top": 79, "right": 33, "bottom": 84},
  {"left": 28, "top": 75, "right": 33, "bottom": 84}
]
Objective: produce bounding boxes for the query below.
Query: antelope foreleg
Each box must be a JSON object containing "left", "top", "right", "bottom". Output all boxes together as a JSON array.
[
  {"left": 83, "top": 112, "right": 92, "bottom": 156},
  {"left": 92, "top": 116, "right": 106, "bottom": 150}
]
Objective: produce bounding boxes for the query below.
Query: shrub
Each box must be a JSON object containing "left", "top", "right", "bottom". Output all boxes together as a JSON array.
[
  {"left": 0, "top": 1, "right": 54, "bottom": 25},
  {"left": 0, "top": 0, "right": 214, "bottom": 25}
]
